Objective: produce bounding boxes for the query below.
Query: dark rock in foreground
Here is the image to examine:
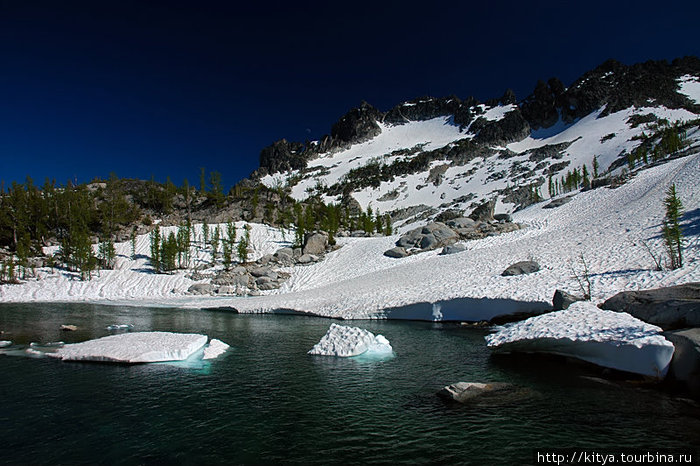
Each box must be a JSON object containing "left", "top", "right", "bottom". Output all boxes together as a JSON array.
[
  {"left": 502, "top": 261, "right": 540, "bottom": 276},
  {"left": 552, "top": 289, "right": 584, "bottom": 310},
  {"left": 664, "top": 328, "right": 700, "bottom": 397},
  {"left": 600, "top": 283, "right": 700, "bottom": 330},
  {"left": 437, "top": 382, "right": 514, "bottom": 403}
]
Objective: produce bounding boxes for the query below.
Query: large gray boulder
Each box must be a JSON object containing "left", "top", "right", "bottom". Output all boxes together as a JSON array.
[
  {"left": 396, "top": 222, "right": 457, "bottom": 251},
  {"left": 303, "top": 232, "right": 328, "bottom": 256},
  {"left": 501, "top": 261, "right": 540, "bottom": 276},
  {"left": 600, "top": 283, "right": 700, "bottom": 330},
  {"left": 664, "top": 328, "right": 700, "bottom": 396},
  {"left": 552, "top": 289, "right": 584, "bottom": 310},
  {"left": 468, "top": 199, "right": 495, "bottom": 222},
  {"left": 440, "top": 244, "right": 467, "bottom": 255},
  {"left": 437, "top": 382, "right": 513, "bottom": 403},
  {"left": 383, "top": 247, "right": 409, "bottom": 258},
  {"left": 188, "top": 283, "right": 214, "bottom": 295},
  {"left": 446, "top": 217, "right": 477, "bottom": 230}
]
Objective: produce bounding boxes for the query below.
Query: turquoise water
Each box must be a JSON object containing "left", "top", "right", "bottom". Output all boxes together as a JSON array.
[{"left": 0, "top": 303, "right": 698, "bottom": 465}]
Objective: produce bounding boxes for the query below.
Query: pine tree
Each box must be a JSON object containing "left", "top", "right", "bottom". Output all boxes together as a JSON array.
[
  {"left": 592, "top": 156, "right": 599, "bottom": 178},
  {"left": 222, "top": 240, "right": 232, "bottom": 270},
  {"left": 662, "top": 184, "right": 684, "bottom": 269},
  {"left": 210, "top": 225, "right": 221, "bottom": 264},
  {"left": 237, "top": 237, "right": 248, "bottom": 264},
  {"left": 384, "top": 214, "right": 393, "bottom": 236},
  {"left": 226, "top": 220, "right": 236, "bottom": 245},
  {"left": 202, "top": 219, "right": 209, "bottom": 246},
  {"left": 130, "top": 226, "right": 138, "bottom": 259},
  {"left": 150, "top": 225, "right": 161, "bottom": 272},
  {"left": 98, "top": 238, "right": 116, "bottom": 269},
  {"left": 582, "top": 165, "right": 590, "bottom": 189}
]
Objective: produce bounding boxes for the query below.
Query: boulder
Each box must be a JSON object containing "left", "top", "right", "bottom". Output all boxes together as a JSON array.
[
  {"left": 600, "top": 283, "right": 700, "bottom": 330},
  {"left": 188, "top": 283, "right": 214, "bottom": 295},
  {"left": 446, "top": 217, "right": 476, "bottom": 230},
  {"left": 494, "top": 213, "right": 512, "bottom": 222},
  {"left": 231, "top": 266, "right": 248, "bottom": 275},
  {"left": 543, "top": 196, "right": 573, "bottom": 209},
  {"left": 217, "top": 285, "right": 236, "bottom": 295},
  {"left": 297, "top": 254, "right": 316, "bottom": 264},
  {"left": 384, "top": 247, "right": 409, "bottom": 258},
  {"left": 468, "top": 199, "right": 495, "bottom": 222},
  {"left": 440, "top": 244, "right": 466, "bottom": 255},
  {"left": 60, "top": 325, "right": 78, "bottom": 332},
  {"left": 437, "top": 382, "right": 514, "bottom": 403},
  {"left": 664, "top": 328, "right": 700, "bottom": 396},
  {"left": 303, "top": 232, "right": 329, "bottom": 256},
  {"left": 396, "top": 222, "right": 457, "bottom": 251},
  {"left": 501, "top": 261, "right": 540, "bottom": 276},
  {"left": 249, "top": 266, "right": 272, "bottom": 278},
  {"left": 258, "top": 282, "right": 280, "bottom": 291},
  {"left": 552, "top": 289, "right": 584, "bottom": 310}
]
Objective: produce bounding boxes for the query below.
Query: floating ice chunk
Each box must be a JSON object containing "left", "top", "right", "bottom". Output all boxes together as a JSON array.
[
  {"left": 0, "top": 340, "right": 12, "bottom": 348},
  {"left": 51, "top": 331, "right": 208, "bottom": 363},
  {"left": 203, "top": 339, "right": 230, "bottom": 360},
  {"left": 106, "top": 324, "right": 134, "bottom": 331},
  {"left": 30, "top": 341, "right": 64, "bottom": 348},
  {"left": 308, "top": 323, "right": 393, "bottom": 357},
  {"left": 485, "top": 302, "right": 675, "bottom": 377}
]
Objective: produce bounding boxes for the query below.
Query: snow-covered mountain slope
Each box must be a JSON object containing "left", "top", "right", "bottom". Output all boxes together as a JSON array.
[
  {"left": 3, "top": 151, "right": 697, "bottom": 322},
  {"left": 255, "top": 59, "right": 700, "bottom": 227}
]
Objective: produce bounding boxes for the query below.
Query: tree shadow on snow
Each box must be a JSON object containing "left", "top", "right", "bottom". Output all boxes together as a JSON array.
[{"left": 590, "top": 268, "right": 648, "bottom": 278}]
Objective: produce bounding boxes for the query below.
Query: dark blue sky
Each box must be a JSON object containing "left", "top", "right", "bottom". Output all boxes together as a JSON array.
[{"left": 1, "top": 0, "right": 698, "bottom": 190}]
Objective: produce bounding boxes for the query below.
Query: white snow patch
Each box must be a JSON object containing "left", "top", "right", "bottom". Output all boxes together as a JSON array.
[
  {"left": 49, "top": 332, "right": 208, "bottom": 363},
  {"left": 203, "top": 338, "right": 230, "bottom": 360},
  {"left": 308, "top": 323, "right": 393, "bottom": 357},
  {"left": 678, "top": 74, "right": 700, "bottom": 104},
  {"left": 485, "top": 302, "right": 675, "bottom": 377}
]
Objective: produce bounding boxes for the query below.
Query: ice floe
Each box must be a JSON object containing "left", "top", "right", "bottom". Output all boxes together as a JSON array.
[
  {"left": 0, "top": 340, "right": 12, "bottom": 348},
  {"left": 485, "top": 302, "right": 675, "bottom": 377},
  {"left": 203, "top": 338, "right": 230, "bottom": 360},
  {"left": 308, "top": 323, "right": 393, "bottom": 358},
  {"left": 48, "top": 331, "right": 208, "bottom": 363}
]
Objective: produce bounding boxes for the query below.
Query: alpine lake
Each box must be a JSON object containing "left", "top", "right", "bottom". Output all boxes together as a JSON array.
[{"left": 1, "top": 303, "right": 698, "bottom": 465}]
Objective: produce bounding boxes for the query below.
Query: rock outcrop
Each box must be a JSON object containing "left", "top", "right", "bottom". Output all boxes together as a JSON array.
[
  {"left": 501, "top": 261, "right": 540, "bottom": 276},
  {"left": 600, "top": 283, "right": 700, "bottom": 330}
]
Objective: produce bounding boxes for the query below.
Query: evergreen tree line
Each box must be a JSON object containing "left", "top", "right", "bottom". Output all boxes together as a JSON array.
[{"left": 627, "top": 121, "right": 690, "bottom": 170}]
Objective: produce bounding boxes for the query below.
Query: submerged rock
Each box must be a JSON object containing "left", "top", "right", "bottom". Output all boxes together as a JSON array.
[
  {"left": 437, "top": 382, "right": 514, "bottom": 403},
  {"left": 60, "top": 325, "right": 78, "bottom": 332}
]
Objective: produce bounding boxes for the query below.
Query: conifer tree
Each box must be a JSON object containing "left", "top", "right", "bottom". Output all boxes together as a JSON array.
[
  {"left": 211, "top": 225, "right": 221, "bottom": 264},
  {"left": 383, "top": 214, "right": 393, "bottom": 236},
  {"left": 237, "top": 237, "right": 248, "bottom": 264},
  {"left": 582, "top": 165, "right": 590, "bottom": 189},
  {"left": 202, "top": 219, "right": 209, "bottom": 246},
  {"left": 592, "top": 156, "right": 599, "bottom": 178},
  {"left": 662, "top": 184, "right": 684, "bottom": 269},
  {"left": 150, "top": 225, "right": 161, "bottom": 272},
  {"left": 130, "top": 226, "right": 138, "bottom": 259}
]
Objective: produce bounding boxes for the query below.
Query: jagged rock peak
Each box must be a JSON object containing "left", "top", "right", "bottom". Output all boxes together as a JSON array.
[{"left": 330, "top": 100, "right": 382, "bottom": 144}]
